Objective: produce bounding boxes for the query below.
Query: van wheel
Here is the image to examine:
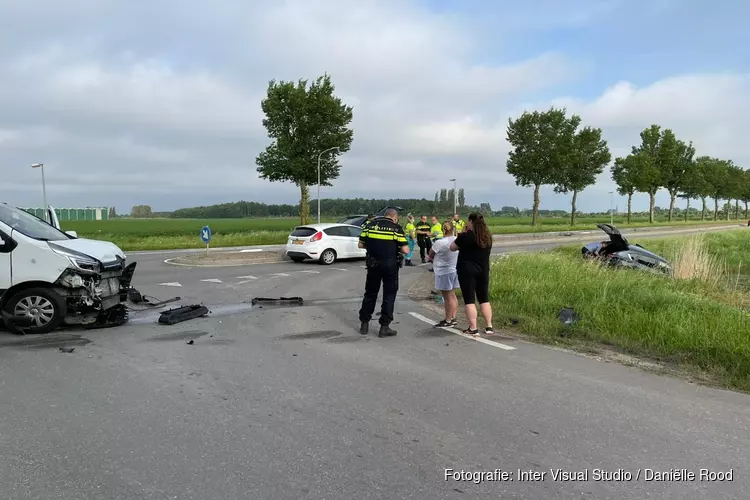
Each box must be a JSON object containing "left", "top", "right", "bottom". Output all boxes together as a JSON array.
[
  {"left": 319, "top": 249, "right": 337, "bottom": 265},
  {"left": 2, "top": 288, "right": 66, "bottom": 334}
]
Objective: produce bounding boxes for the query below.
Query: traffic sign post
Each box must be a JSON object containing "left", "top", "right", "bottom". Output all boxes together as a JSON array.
[{"left": 201, "top": 225, "right": 212, "bottom": 256}]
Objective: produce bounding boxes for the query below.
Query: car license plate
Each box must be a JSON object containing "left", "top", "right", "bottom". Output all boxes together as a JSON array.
[{"left": 293, "top": 239, "right": 304, "bottom": 245}]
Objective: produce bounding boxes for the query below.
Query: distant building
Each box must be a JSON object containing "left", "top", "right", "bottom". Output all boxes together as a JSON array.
[{"left": 22, "top": 207, "right": 109, "bottom": 221}]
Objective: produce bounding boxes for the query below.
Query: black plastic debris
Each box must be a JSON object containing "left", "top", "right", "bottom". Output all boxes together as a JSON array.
[
  {"left": 158, "top": 305, "right": 209, "bottom": 325},
  {"left": 251, "top": 297, "right": 304, "bottom": 306},
  {"left": 186, "top": 340, "right": 194, "bottom": 345},
  {"left": 557, "top": 307, "right": 580, "bottom": 336},
  {"left": 59, "top": 347, "right": 75, "bottom": 353}
]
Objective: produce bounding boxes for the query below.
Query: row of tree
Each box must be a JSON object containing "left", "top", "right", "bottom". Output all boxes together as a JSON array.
[
  {"left": 612, "top": 126, "right": 750, "bottom": 223},
  {"left": 169, "top": 197, "right": 484, "bottom": 219},
  {"left": 505, "top": 107, "right": 749, "bottom": 226}
]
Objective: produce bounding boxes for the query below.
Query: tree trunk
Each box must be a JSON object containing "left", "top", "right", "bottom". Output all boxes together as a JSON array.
[
  {"left": 701, "top": 197, "right": 707, "bottom": 221},
  {"left": 713, "top": 198, "right": 719, "bottom": 221},
  {"left": 735, "top": 200, "right": 740, "bottom": 219},
  {"left": 685, "top": 198, "right": 690, "bottom": 222},
  {"left": 569, "top": 190, "right": 578, "bottom": 226},
  {"left": 627, "top": 193, "right": 632, "bottom": 224},
  {"left": 649, "top": 192, "right": 656, "bottom": 223},
  {"left": 668, "top": 191, "right": 676, "bottom": 222},
  {"left": 745, "top": 201, "right": 749, "bottom": 219},
  {"left": 299, "top": 182, "right": 310, "bottom": 225},
  {"left": 531, "top": 184, "right": 541, "bottom": 226},
  {"left": 727, "top": 200, "right": 731, "bottom": 221}
]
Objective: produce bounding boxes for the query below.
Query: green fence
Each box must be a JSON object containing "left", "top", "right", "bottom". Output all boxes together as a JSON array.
[{"left": 22, "top": 207, "right": 109, "bottom": 221}]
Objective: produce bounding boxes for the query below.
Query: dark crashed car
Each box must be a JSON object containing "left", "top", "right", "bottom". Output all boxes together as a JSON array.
[
  {"left": 582, "top": 224, "right": 672, "bottom": 276},
  {"left": 337, "top": 206, "right": 404, "bottom": 227}
]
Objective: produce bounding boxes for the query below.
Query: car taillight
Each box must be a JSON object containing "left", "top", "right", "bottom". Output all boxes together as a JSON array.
[{"left": 310, "top": 231, "right": 323, "bottom": 242}]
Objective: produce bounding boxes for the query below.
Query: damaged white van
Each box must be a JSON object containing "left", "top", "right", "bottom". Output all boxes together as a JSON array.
[{"left": 0, "top": 203, "right": 136, "bottom": 334}]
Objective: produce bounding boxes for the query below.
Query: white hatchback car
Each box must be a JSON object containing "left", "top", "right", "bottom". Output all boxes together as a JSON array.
[{"left": 285, "top": 223, "right": 366, "bottom": 265}]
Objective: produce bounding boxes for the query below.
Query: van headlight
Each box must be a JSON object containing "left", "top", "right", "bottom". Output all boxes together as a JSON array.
[{"left": 48, "top": 243, "right": 101, "bottom": 273}]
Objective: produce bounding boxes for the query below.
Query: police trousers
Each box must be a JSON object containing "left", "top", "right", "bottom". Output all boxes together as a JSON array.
[
  {"left": 359, "top": 259, "right": 400, "bottom": 325},
  {"left": 417, "top": 237, "right": 431, "bottom": 261}
]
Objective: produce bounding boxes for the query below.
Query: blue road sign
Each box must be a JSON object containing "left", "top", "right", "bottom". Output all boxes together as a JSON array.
[{"left": 200, "top": 225, "right": 212, "bottom": 244}]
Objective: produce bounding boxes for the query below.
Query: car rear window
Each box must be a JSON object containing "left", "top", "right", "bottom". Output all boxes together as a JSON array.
[{"left": 291, "top": 227, "right": 317, "bottom": 237}]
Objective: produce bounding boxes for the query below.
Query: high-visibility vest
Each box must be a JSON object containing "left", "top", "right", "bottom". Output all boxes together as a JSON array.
[
  {"left": 430, "top": 223, "right": 443, "bottom": 240},
  {"left": 404, "top": 222, "right": 416, "bottom": 239},
  {"left": 454, "top": 219, "right": 466, "bottom": 232}
]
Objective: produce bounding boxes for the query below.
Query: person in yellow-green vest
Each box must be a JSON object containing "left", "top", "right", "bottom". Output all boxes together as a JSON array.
[
  {"left": 430, "top": 216, "right": 443, "bottom": 242},
  {"left": 452, "top": 213, "right": 467, "bottom": 233},
  {"left": 403, "top": 214, "right": 417, "bottom": 266}
]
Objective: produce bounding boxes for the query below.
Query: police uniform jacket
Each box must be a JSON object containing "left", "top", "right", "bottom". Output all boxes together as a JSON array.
[
  {"left": 359, "top": 217, "right": 407, "bottom": 262},
  {"left": 414, "top": 221, "right": 431, "bottom": 243}
]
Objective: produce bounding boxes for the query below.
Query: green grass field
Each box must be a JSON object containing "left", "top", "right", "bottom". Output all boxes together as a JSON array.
[
  {"left": 487, "top": 229, "right": 750, "bottom": 390},
  {"left": 61, "top": 215, "right": 744, "bottom": 251}
]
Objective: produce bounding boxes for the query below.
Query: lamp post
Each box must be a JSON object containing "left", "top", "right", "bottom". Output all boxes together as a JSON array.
[
  {"left": 31, "top": 163, "right": 48, "bottom": 222},
  {"left": 608, "top": 191, "right": 614, "bottom": 225},
  {"left": 449, "top": 178, "right": 457, "bottom": 215},
  {"left": 317, "top": 146, "right": 340, "bottom": 224}
]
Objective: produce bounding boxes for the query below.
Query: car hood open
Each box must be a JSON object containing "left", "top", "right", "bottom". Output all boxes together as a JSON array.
[{"left": 50, "top": 238, "right": 126, "bottom": 263}]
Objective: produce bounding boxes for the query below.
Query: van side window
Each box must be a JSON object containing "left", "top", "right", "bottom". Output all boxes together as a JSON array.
[{"left": 0, "top": 229, "right": 17, "bottom": 253}]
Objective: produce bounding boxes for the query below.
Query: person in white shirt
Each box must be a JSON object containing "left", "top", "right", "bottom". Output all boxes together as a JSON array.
[{"left": 427, "top": 220, "right": 459, "bottom": 327}]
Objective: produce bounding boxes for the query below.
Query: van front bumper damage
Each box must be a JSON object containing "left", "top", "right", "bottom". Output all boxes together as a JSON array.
[{"left": 55, "top": 261, "right": 137, "bottom": 328}]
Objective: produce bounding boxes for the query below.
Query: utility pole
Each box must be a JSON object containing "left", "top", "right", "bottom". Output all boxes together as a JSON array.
[
  {"left": 608, "top": 191, "right": 614, "bottom": 225},
  {"left": 449, "top": 178, "right": 457, "bottom": 214},
  {"left": 31, "top": 163, "right": 48, "bottom": 222}
]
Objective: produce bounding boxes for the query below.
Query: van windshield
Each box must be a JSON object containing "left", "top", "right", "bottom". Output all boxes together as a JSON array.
[{"left": 0, "top": 205, "right": 72, "bottom": 242}]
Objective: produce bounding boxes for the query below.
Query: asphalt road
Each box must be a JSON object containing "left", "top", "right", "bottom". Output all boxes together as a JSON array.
[{"left": 1, "top": 226, "right": 748, "bottom": 499}]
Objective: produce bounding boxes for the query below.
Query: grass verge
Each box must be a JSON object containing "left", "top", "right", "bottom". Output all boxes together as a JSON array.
[
  {"left": 488, "top": 230, "right": 750, "bottom": 391},
  {"left": 63, "top": 216, "right": 743, "bottom": 251}
]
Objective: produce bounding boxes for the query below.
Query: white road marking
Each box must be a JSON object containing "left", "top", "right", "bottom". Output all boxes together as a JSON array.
[
  {"left": 332, "top": 268, "right": 348, "bottom": 271},
  {"left": 240, "top": 249, "right": 263, "bottom": 253},
  {"left": 298, "top": 270, "right": 320, "bottom": 274},
  {"left": 408, "top": 312, "right": 516, "bottom": 350},
  {"left": 236, "top": 275, "right": 257, "bottom": 280},
  {"left": 236, "top": 280, "right": 256, "bottom": 285},
  {"left": 201, "top": 279, "right": 223, "bottom": 283},
  {"left": 271, "top": 273, "right": 290, "bottom": 277},
  {"left": 158, "top": 282, "right": 183, "bottom": 287}
]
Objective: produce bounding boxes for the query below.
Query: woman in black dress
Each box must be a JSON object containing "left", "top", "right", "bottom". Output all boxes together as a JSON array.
[{"left": 449, "top": 212, "right": 493, "bottom": 335}]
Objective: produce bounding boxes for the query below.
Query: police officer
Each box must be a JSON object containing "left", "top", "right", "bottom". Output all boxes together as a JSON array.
[
  {"left": 452, "top": 213, "right": 466, "bottom": 233},
  {"left": 414, "top": 215, "right": 432, "bottom": 263},
  {"left": 358, "top": 208, "right": 410, "bottom": 337}
]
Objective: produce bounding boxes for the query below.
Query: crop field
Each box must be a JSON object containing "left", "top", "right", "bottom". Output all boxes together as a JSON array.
[
  {"left": 61, "top": 215, "right": 743, "bottom": 251},
  {"left": 487, "top": 229, "right": 750, "bottom": 391}
]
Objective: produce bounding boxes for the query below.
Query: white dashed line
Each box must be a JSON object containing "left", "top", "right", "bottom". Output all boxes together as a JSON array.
[
  {"left": 332, "top": 268, "right": 348, "bottom": 271},
  {"left": 298, "top": 270, "right": 320, "bottom": 274},
  {"left": 236, "top": 275, "right": 257, "bottom": 280},
  {"left": 201, "top": 279, "right": 223, "bottom": 283},
  {"left": 408, "top": 312, "right": 516, "bottom": 350},
  {"left": 271, "top": 273, "right": 290, "bottom": 277},
  {"left": 158, "top": 282, "right": 183, "bottom": 287},
  {"left": 239, "top": 249, "right": 263, "bottom": 253},
  {"left": 236, "top": 280, "right": 256, "bottom": 285}
]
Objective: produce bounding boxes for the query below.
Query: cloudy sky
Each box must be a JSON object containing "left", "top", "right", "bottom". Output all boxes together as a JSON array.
[{"left": 1, "top": 0, "right": 748, "bottom": 214}]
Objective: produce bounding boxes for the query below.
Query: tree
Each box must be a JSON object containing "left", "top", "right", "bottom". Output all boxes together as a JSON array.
[
  {"left": 700, "top": 157, "right": 731, "bottom": 220},
  {"left": 255, "top": 74, "right": 354, "bottom": 225},
  {"left": 659, "top": 132, "right": 696, "bottom": 222},
  {"left": 612, "top": 154, "right": 641, "bottom": 224},
  {"left": 108, "top": 206, "right": 117, "bottom": 218},
  {"left": 725, "top": 162, "right": 745, "bottom": 220},
  {"left": 741, "top": 169, "right": 750, "bottom": 219},
  {"left": 130, "top": 205, "right": 152, "bottom": 218},
  {"left": 630, "top": 124, "right": 670, "bottom": 223},
  {"left": 691, "top": 157, "right": 714, "bottom": 221},
  {"left": 553, "top": 126, "right": 611, "bottom": 225},
  {"left": 506, "top": 107, "right": 581, "bottom": 226},
  {"left": 676, "top": 158, "right": 700, "bottom": 222},
  {"left": 457, "top": 188, "right": 465, "bottom": 208}
]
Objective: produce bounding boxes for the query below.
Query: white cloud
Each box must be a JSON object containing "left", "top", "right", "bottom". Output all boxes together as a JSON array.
[{"left": 0, "top": 0, "right": 747, "bottom": 214}]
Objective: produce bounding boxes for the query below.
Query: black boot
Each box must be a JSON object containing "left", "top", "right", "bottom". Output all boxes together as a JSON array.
[
  {"left": 378, "top": 324, "right": 397, "bottom": 337},
  {"left": 360, "top": 322, "right": 369, "bottom": 335}
]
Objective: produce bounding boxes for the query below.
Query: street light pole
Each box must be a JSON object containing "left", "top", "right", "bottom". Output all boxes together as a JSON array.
[
  {"left": 31, "top": 163, "right": 48, "bottom": 222},
  {"left": 317, "top": 146, "right": 340, "bottom": 224},
  {"left": 608, "top": 191, "right": 614, "bottom": 225},
  {"left": 449, "top": 178, "right": 457, "bottom": 215}
]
